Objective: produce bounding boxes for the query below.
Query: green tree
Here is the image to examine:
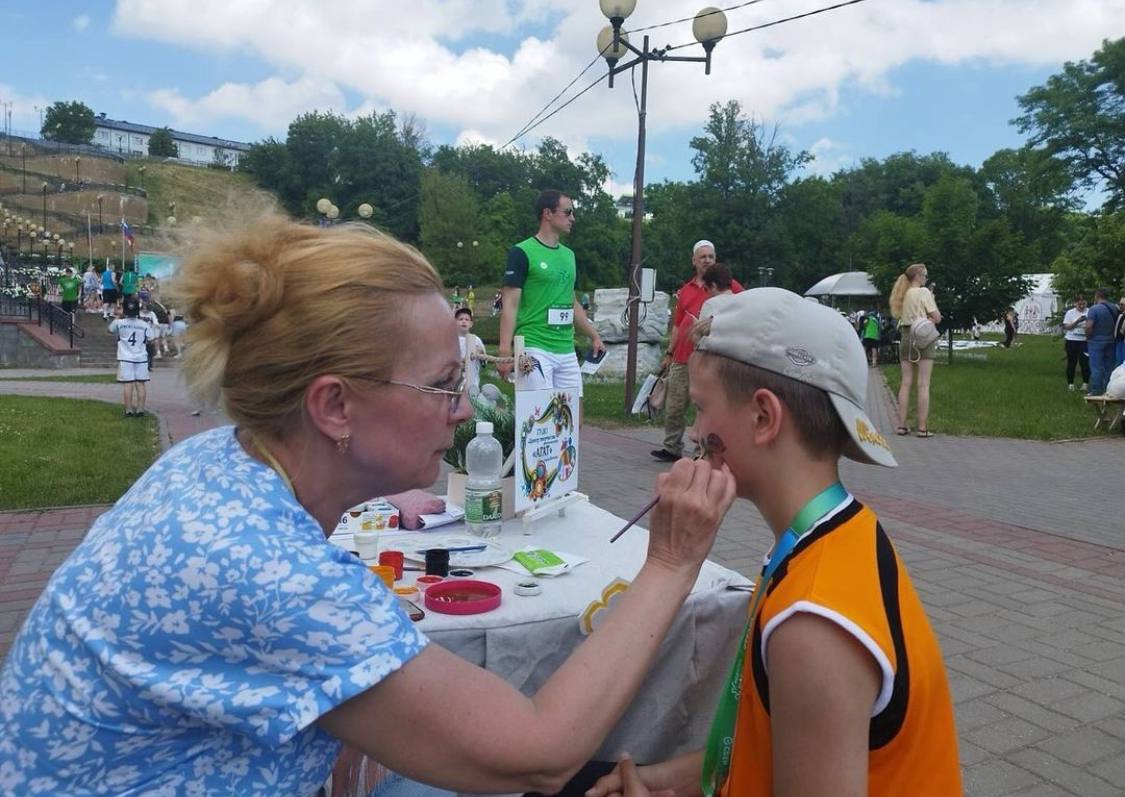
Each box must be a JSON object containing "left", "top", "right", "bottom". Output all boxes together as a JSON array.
[
  {"left": 240, "top": 110, "right": 425, "bottom": 240},
  {"left": 419, "top": 170, "right": 483, "bottom": 286},
  {"left": 980, "top": 147, "right": 1075, "bottom": 270},
  {"left": 682, "top": 100, "right": 810, "bottom": 286},
  {"left": 147, "top": 127, "right": 178, "bottom": 157},
  {"left": 834, "top": 151, "right": 978, "bottom": 237},
  {"left": 431, "top": 143, "right": 536, "bottom": 201},
  {"left": 849, "top": 210, "right": 928, "bottom": 290},
  {"left": 644, "top": 181, "right": 709, "bottom": 292},
  {"left": 772, "top": 177, "right": 847, "bottom": 292},
  {"left": 1051, "top": 211, "right": 1125, "bottom": 300},
  {"left": 1015, "top": 37, "right": 1125, "bottom": 207},
  {"left": 41, "top": 101, "right": 96, "bottom": 144},
  {"left": 919, "top": 176, "right": 1029, "bottom": 327}
]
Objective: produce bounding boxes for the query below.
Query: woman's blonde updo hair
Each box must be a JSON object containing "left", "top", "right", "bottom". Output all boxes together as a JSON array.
[
  {"left": 170, "top": 204, "right": 442, "bottom": 438},
  {"left": 889, "top": 262, "right": 927, "bottom": 320}
]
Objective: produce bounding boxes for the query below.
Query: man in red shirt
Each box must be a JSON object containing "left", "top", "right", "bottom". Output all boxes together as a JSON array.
[{"left": 651, "top": 240, "right": 743, "bottom": 462}]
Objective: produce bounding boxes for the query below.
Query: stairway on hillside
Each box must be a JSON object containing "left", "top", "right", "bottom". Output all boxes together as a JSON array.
[{"left": 74, "top": 312, "right": 119, "bottom": 368}]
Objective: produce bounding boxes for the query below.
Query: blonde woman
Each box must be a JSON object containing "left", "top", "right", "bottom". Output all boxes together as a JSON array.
[
  {"left": 889, "top": 262, "right": 941, "bottom": 437},
  {"left": 0, "top": 209, "right": 736, "bottom": 797}
]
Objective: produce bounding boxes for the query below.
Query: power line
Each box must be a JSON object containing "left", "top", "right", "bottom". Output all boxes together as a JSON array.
[
  {"left": 665, "top": 0, "right": 872, "bottom": 52},
  {"left": 503, "top": 72, "right": 610, "bottom": 149},
  {"left": 624, "top": 0, "right": 774, "bottom": 34},
  {"left": 501, "top": 46, "right": 610, "bottom": 149},
  {"left": 503, "top": 0, "right": 873, "bottom": 149},
  {"left": 502, "top": 2, "right": 773, "bottom": 149}
]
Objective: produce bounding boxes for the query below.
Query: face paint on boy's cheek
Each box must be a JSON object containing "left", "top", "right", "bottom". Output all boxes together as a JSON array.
[{"left": 701, "top": 433, "right": 727, "bottom": 461}]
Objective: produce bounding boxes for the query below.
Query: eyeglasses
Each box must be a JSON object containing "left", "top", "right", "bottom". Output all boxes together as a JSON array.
[
  {"left": 557, "top": 207, "right": 574, "bottom": 217},
  {"left": 352, "top": 372, "right": 467, "bottom": 413}
]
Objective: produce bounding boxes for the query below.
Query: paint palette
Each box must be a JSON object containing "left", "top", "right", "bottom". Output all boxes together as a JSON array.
[{"left": 382, "top": 533, "right": 513, "bottom": 568}]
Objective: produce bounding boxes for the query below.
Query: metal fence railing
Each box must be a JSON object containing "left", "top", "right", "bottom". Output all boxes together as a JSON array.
[
  {"left": 0, "top": 295, "right": 85, "bottom": 349},
  {"left": 2, "top": 133, "right": 127, "bottom": 162},
  {"left": 36, "top": 296, "right": 85, "bottom": 349}
]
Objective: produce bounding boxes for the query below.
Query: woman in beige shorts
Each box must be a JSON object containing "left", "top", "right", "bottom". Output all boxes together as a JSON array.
[{"left": 890, "top": 263, "right": 942, "bottom": 437}]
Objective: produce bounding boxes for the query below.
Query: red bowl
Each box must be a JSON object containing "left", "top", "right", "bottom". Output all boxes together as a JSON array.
[{"left": 424, "top": 579, "right": 502, "bottom": 615}]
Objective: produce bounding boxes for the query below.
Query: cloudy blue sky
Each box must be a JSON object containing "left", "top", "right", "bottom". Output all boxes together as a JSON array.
[{"left": 2, "top": 0, "right": 1122, "bottom": 197}]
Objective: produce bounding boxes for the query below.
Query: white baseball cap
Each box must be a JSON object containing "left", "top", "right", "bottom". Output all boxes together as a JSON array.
[{"left": 695, "top": 287, "right": 897, "bottom": 467}]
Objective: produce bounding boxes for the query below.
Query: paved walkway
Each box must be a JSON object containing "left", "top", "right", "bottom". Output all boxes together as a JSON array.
[{"left": 1, "top": 367, "right": 1123, "bottom": 795}]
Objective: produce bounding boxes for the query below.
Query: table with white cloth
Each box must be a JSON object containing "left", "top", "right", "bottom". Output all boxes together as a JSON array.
[{"left": 331, "top": 498, "right": 751, "bottom": 795}]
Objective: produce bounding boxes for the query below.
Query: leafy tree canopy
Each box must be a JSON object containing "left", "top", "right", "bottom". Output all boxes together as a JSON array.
[
  {"left": 147, "top": 127, "right": 178, "bottom": 157},
  {"left": 42, "top": 101, "right": 95, "bottom": 144}
]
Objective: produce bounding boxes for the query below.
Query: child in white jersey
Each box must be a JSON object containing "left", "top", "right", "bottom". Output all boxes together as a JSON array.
[
  {"left": 108, "top": 296, "right": 153, "bottom": 416},
  {"left": 456, "top": 307, "right": 486, "bottom": 397}
]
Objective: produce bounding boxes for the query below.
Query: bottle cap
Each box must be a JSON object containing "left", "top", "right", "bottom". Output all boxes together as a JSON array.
[{"left": 476, "top": 421, "right": 494, "bottom": 435}]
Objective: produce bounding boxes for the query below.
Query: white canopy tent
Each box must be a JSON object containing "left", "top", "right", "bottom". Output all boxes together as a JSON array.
[
  {"left": 979, "top": 273, "right": 1059, "bottom": 334},
  {"left": 804, "top": 271, "right": 880, "bottom": 298}
]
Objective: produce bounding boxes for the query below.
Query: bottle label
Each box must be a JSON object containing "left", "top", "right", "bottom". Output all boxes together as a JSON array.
[{"left": 465, "top": 486, "right": 503, "bottom": 523}]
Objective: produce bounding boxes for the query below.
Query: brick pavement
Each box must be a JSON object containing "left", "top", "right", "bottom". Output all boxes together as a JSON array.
[{"left": 2, "top": 366, "right": 1124, "bottom": 794}]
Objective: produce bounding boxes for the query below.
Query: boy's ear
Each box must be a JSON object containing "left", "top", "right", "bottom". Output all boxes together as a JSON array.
[{"left": 749, "top": 388, "right": 785, "bottom": 447}]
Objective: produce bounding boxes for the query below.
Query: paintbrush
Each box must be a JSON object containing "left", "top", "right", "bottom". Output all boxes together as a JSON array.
[{"left": 609, "top": 435, "right": 723, "bottom": 543}]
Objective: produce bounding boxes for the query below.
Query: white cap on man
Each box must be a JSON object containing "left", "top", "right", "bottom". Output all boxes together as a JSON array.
[{"left": 693, "top": 240, "right": 715, "bottom": 254}]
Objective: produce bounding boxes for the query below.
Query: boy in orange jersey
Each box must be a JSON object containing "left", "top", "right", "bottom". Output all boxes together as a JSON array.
[{"left": 588, "top": 288, "right": 960, "bottom": 797}]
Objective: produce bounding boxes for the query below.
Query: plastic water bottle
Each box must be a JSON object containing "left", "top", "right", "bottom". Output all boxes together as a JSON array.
[{"left": 465, "top": 421, "right": 503, "bottom": 539}]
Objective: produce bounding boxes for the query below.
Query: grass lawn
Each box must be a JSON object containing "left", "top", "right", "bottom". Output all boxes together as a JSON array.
[
  {"left": 0, "top": 396, "right": 160, "bottom": 510},
  {"left": 0, "top": 374, "right": 117, "bottom": 384},
  {"left": 883, "top": 334, "right": 1109, "bottom": 440}
]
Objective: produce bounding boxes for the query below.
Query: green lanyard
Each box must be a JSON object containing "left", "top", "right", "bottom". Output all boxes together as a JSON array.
[{"left": 700, "top": 482, "right": 850, "bottom": 797}]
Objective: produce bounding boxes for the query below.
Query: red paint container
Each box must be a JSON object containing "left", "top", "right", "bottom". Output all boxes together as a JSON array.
[{"left": 379, "top": 550, "right": 405, "bottom": 580}]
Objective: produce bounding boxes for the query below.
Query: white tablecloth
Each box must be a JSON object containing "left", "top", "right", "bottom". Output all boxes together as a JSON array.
[{"left": 332, "top": 499, "right": 751, "bottom": 794}]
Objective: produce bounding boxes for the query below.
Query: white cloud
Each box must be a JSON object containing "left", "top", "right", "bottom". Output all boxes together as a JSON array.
[
  {"left": 806, "top": 137, "right": 854, "bottom": 177},
  {"left": 111, "top": 0, "right": 1125, "bottom": 148},
  {"left": 147, "top": 77, "right": 347, "bottom": 131},
  {"left": 72, "top": 13, "right": 90, "bottom": 31}
]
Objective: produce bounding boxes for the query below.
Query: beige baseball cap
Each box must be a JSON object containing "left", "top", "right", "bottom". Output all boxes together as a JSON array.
[{"left": 696, "top": 287, "right": 897, "bottom": 467}]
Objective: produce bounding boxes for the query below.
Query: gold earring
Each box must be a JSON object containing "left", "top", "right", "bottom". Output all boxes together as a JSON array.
[{"left": 336, "top": 433, "right": 351, "bottom": 454}]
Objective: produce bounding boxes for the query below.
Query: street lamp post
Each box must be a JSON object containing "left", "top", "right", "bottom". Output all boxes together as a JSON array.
[
  {"left": 96, "top": 194, "right": 104, "bottom": 234},
  {"left": 316, "top": 197, "right": 339, "bottom": 226},
  {"left": 21, "top": 145, "right": 26, "bottom": 193},
  {"left": 138, "top": 165, "right": 146, "bottom": 191},
  {"left": 75, "top": 156, "right": 81, "bottom": 184},
  {"left": 41, "top": 182, "right": 48, "bottom": 229},
  {"left": 596, "top": 0, "right": 727, "bottom": 410}
]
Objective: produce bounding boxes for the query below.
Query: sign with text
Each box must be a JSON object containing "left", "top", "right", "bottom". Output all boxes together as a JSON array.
[{"left": 513, "top": 388, "right": 579, "bottom": 514}]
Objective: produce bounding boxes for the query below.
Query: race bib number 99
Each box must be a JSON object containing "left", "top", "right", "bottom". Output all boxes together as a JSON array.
[{"left": 547, "top": 307, "right": 573, "bottom": 327}]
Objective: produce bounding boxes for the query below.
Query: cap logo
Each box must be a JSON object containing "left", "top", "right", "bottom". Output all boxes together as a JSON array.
[
  {"left": 785, "top": 347, "right": 817, "bottom": 367},
  {"left": 855, "top": 419, "right": 891, "bottom": 452}
]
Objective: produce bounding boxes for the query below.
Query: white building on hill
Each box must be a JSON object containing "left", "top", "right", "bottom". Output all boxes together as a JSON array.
[{"left": 91, "top": 114, "right": 251, "bottom": 168}]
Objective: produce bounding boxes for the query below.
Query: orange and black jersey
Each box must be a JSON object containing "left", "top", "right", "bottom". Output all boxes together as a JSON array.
[{"left": 720, "top": 498, "right": 961, "bottom": 796}]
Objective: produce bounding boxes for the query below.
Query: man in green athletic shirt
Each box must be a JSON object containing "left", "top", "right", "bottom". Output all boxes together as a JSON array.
[{"left": 498, "top": 189, "right": 604, "bottom": 400}]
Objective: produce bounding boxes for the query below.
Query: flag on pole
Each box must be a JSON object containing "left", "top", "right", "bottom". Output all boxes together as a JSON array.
[{"left": 120, "top": 218, "right": 135, "bottom": 249}]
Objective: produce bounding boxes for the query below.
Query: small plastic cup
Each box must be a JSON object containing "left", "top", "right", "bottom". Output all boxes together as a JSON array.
[
  {"left": 369, "top": 564, "right": 395, "bottom": 589},
  {"left": 354, "top": 530, "right": 379, "bottom": 560}
]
